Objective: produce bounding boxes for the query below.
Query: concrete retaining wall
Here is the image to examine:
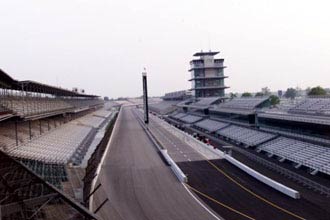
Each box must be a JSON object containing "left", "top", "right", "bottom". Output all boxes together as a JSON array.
[
  {"left": 224, "top": 154, "right": 300, "bottom": 199},
  {"left": 161, "top": 149, "right": 188, "bottom": 183}
]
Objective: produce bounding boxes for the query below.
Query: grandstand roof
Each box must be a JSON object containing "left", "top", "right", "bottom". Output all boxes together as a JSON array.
[
  {"left": 210, "top": 107, "right": 255, "bottom": 115},
  {"left": 0, "top": 69, "right": 16, "bottom": 88},
  {"left": 0, "top": 69, "right": 98, "bottom": 97},
  {"left": 178, "top": 97, "right": 225, "bottom": 110},
  {"left": 19, "top": 80, "right": 98, "bottom": 97}
]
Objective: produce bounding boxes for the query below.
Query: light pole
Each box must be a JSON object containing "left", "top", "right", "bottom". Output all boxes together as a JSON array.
[{"left": 142, "top": 68, "right": 149, "bottom": 124}]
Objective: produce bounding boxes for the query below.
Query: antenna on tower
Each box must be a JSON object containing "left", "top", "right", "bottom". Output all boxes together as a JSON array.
[{"left": 207, "top": 32, "right": 212, "bottom": 51}]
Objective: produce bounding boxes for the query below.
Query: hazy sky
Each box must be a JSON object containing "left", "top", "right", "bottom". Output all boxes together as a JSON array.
[{"left": 1, "top": 0, "right": 329, "bottom": 98}]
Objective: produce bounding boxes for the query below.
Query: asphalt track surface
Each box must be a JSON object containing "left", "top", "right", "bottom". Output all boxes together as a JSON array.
[
  {"left": 144, "top": 112, "right": 330, "bottom": 220},
  {"left": 91, "top": 106, "right": 219, "bottom": 220}
]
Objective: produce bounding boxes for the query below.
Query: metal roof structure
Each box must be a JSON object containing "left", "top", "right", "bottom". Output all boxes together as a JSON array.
[
  {"left": 0, "top": 69, "right": 16, "bottom": 88},
  {"left": 0, "top": 69, "right": 98, "bottom": 97}
]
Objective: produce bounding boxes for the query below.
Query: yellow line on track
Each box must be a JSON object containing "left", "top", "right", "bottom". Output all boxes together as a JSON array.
[
  {"left": 206, "top": 160, "right": 306, "bottom": 220},
  {"left": 146, "top": 112, "right": 306, "bottom": 220},
  {"left": 185, "top": 183, "right": 256, "bottom": 220}
]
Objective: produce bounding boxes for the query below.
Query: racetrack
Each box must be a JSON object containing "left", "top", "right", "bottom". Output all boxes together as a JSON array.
[{"left": 91, "top": 106, "right": 220, "bottom": 220}]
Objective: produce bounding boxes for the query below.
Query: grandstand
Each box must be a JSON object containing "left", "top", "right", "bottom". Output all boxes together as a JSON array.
[
  {"left": 193, "top": 119, "right": 229, "bottom": 133},
  {"left": 216, "top": 125, "right": 277, "bottom": 147},
  {"left": 149, "top": 90, "right": 191, "bottom": 115},
  {"left": 258, "top": 137, "right": 330, "bottom": 175},
  {"left": 179, "top": 114, "right": 204, "bottom": 124},
  {"left": 289, "top": 98, "right": 330, "bottom": 115},
  {"left": 0, "top": 150, "right": 99, "bottom": 220},
  {"left": 177, "top": 97, "right": 224, "bottom": 112},
  {"left": 170, "top": 112, "right": 188, "bottom": 120},
  {"left": 259, "top": 98, "right": 330, "bottom": 123},
  {"left": 149, "top": 100, "right": 182, "bottom": 115},
  {"left": 0, "top": 69, "right": 117, "bottom": 219},
  {"left": 166, "top": 96, "right": 330, "bottom": 182},
  {"left": 211, "top": 97, "right": 270, "bottom": 115},
  {"left": 8, "top": 123, "right": 92, "bottom": 164}
]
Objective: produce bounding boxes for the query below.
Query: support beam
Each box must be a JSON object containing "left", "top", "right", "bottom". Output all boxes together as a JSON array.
[
  {"left": 15, "top": 121, "right": 18, "bottom": 146},
  {"left": 29, "top": 121, "right": 32, "bottom": 140},
  {"left": 84, "top": 183, "right": 102, "bottom": 203},
  {"left": 39, "top": 120, "right": 42, "bottom": 135},
  {"left": 93, "top": 198, "right": 109, "bottom": 214}
]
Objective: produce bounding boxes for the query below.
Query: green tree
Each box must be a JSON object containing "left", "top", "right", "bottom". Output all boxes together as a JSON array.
[
  {"left": 255, "top": 92, "right": 264, "bottom": 97},
  {"left": 284, "top": 88, "right": 297, "bottom": 99},
  {"left": 230, "top": 92, "right": 238, "bottom": 99},
  {"left": 269, "top": 95, "right": 280, "bottom": 106},
  {"left": 261, "top": 87, "right": 271, "bottom": 96},
  {"left": 241, "top": 92, "right": 252, "bottom": 98},
  {"left": 308, "top": 86, "right": 327, "bottom": 96}
]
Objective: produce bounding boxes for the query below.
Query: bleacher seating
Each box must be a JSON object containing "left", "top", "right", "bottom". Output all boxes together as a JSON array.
[
  {"left": 170, "top": 112, "right": 188, "bottom": 119},
  {"left": 74, "top": 115, "right": 105, "bottom": 128},
  {"left": 289, "top": 98, "right": 330, "bottom": 115},
  {"left": 65, "top": 98, "right": 104, "bottom": 109},
  {"left": 194, "top": 119, "right": 228, "bottom": 132},
  {"left": 258, "top": 137, "right": 330, "bottom": 175},
  {"left": 20, "top": 159, "right": 68, "bottom": 188},
  {"left": 93, "top": 110, "right": 112, "bottom": 118},
  {"left": 218, "top": 97, "right": 268, "bottom": 110},
  {"left": 180, "top": 114, "right": 203, "bottom": 124},
  {"left": 257, "top": 111, "right": 330, "bottom": 126},
  {"left": 149, "top": 100, "right": 181, "bottom": 115},
  {"left": 193, "top": 97, "right": 221, "bottom": 106},
  {"left": 0, "top": 96, "right": 105, "bottom": 118},
  {"left": 1, "top": 121, "right": 37, "bottom": 149},
  {"left": 260, "top": 127, "right": 330, "bottom": 145},
  {"left": 1, "top": 97, "right": 73, "bottom": 117},
  {"left": 216, "top": 125, "right": 276, "bottom": 146},
  {"left": 8, "top": 123, "right": 92, "bottom": 164}
]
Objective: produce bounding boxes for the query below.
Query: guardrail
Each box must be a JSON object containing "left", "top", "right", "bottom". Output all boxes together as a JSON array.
[
  {"left": 224, "top": 154, "right": 300, "bottom": 199},
  {"left": 160, "top": 149, "right": 188, "bottom": 183},
  {"left": 133, "top": 109, "right": 188, "bottom": 183}
]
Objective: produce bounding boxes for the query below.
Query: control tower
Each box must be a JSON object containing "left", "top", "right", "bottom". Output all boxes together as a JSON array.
[{"left": 189, "top": 51, "right": 228, "bottom": 98}]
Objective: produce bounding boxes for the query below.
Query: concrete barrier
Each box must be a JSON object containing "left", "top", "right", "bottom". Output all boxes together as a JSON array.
[
  {"left": 161, "top": 149, "right": 188, "bottom": 183},
  {"left": 157, "top": 120, "right": 224, "bottom": 159},
  {"left": 133, "top": 110, "right": 187, "bottom": 183},
  {"left": 224, "top": 154, "right": 300, "bottom": 199}
]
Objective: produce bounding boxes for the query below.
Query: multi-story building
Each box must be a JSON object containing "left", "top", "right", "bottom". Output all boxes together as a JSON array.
[{"left": 189, "top": 51, "right": 228, "bottom": 98}]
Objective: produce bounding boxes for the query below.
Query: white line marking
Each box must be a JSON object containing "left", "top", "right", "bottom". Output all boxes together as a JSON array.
[{"left": 182, "top": 183, "right": 222, "bottom": 220}]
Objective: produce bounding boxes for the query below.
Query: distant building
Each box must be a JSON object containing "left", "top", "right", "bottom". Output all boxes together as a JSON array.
[
  {"left": 189, "top": 51, "right": 229, "bottom": 98},
  {"left": 163, "top": 90, "right": 191, "bottom": 101}
]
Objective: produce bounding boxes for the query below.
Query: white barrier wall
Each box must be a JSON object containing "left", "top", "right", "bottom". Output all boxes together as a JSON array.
[
  {"left": 161, "top": 149, "right": 188, "bottom": 183},
  {"left": 224, "top": 154, "right": 300, "bottom": 199}
]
